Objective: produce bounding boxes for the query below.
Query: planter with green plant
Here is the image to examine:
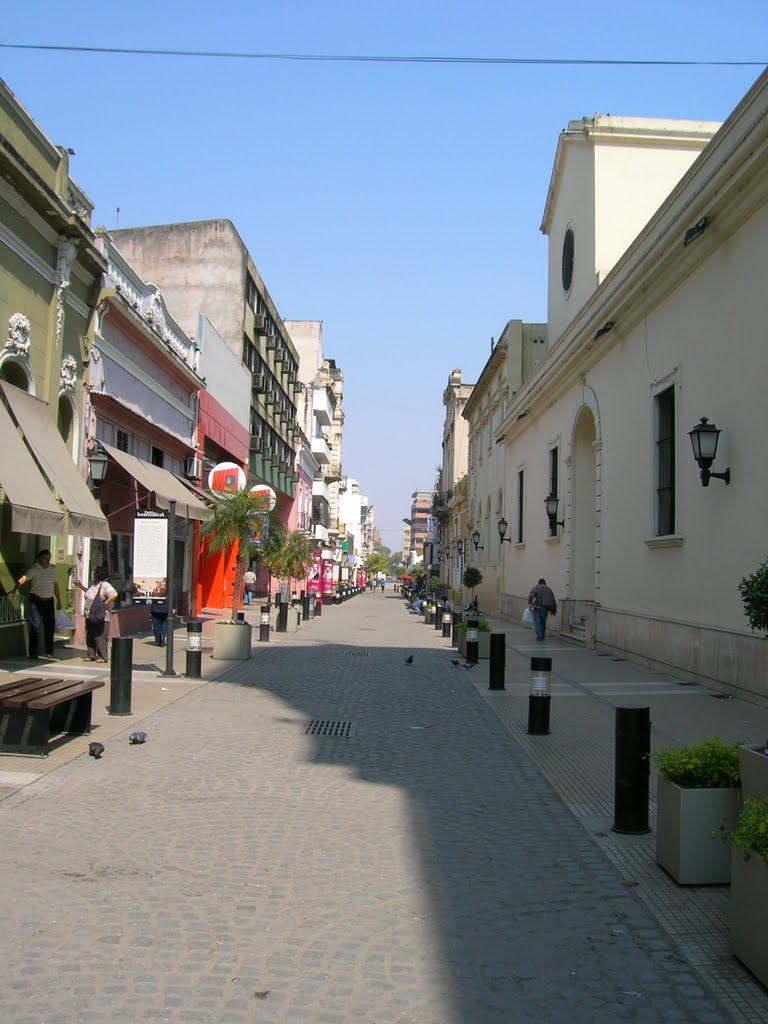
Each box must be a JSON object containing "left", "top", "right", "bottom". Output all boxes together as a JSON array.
[
  {"left": 455, "top": 618, "right": 491, "bottom": 658},
  {"left": 654, "top": 736, "right": 741, "bottom": 885},
  {"left": 738, "top": 741, "right": 768, "bottom": 800},
  {"left": 462, "top": 566, "right": 483, "bottom": 609},
  {"left": 728, "top": 794, "right": 768, "bottom": 986}
]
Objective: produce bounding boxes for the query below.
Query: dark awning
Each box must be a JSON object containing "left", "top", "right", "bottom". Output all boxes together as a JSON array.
[{"left": 102, "top": 443, "right": 209, "bottom": 520}]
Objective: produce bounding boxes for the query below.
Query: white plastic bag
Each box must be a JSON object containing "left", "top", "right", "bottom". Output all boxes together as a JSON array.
[
  {"left": 522, "top": 606, "right": 534, "bottom": 626},
  {"left": 55, "top": 610, "right": 75, "bottom": 631}
]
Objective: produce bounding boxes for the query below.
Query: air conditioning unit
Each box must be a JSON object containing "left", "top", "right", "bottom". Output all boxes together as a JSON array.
[
  {"left": 184, "top": 456, "right": 202, "bottom": 479},
  {"left": 249, "top": 434, "right": 263, "bottom": 453},
  {"left": 265, "top": 391, "right": 275, "bottom": 404},
  {"left": 265, "top": 332, "right": 277, "bottom": 349},
  {"left": 286, "top": 370, "right": 295, "bottom": 382},
  {"left": 263, "top": 447, "right": 274, "bottom": 463},
  {"left": 274, "top": 348, "right": 284, "bottom": 361},
  {"left": 251, "top": 373, "right": 265, "bottom": 392},
  {"left": 253, "top": 313, "right": 266, "bottom": 332}
]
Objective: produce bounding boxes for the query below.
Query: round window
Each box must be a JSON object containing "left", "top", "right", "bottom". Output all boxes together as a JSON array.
[{"left": 561, "top": 226, "right": 575, "bottom": 294}]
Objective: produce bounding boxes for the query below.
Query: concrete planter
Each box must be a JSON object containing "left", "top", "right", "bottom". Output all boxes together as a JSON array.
[
  {"left": 212, "top": 622, "right": 252, "bottom": 660},
  {"left": 655, "top": 777, "right": 740, "bottom": 884},
  {"left": 457, "top": 631, "right": 466, "bottom": 657},
  {"left": 455, "top": 630, "right": 490, "bottom": 659},
  {"left": 739, "top": 744, "right": 768, "bottom": 799},
  {"left": 731, "top": 848, "right": 768, "bottom": 986}
]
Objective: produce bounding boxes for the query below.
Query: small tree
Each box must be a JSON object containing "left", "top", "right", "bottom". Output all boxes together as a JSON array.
[
  {"left": 739, "top": 557, "right": 768, "bottom": 636},
  {"left": 463, "top": 566, "right": 483, "bottom": 604},
  {"left": 201, "top": 490, "right": 266, "bottom": 621},
  {"left": 263, "top": 529, "right": 316, "bottom": 599},
  {"left": 364, "top": 551, "right": 390, "bottom": 578}
]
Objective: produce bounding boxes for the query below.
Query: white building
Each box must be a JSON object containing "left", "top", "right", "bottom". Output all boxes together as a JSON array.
[{"left": 496, "top": 73, "right": 768, "bottom": 699}]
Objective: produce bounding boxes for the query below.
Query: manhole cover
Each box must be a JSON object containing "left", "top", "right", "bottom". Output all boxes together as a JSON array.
[{"left": 304, "top": 720, "right": 355, "bottom": 737}]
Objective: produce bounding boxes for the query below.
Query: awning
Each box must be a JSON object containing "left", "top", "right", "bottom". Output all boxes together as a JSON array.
[
  {"left": 0, "top": 398, "right": 66, "bottom": 536},
  {"left": 0, "top": 382, "right": 110, "bottom": 540},
  {"left": 102, "top": 443, "right": 210, "bottom": 520}
]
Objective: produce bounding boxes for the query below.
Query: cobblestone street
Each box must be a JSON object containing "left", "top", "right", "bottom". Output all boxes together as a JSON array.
[{"left": 0, "top": 592, "right": 757, "bottom": 1023}]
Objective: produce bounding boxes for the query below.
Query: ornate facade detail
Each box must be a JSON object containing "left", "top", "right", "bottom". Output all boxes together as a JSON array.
[
  {"left": 7, "top": 312, "right": 31, "bottom": 355},
  {"left": 54, "top": 239, "right": 78, "bottom": 350},
  {"left": 59, "top": 353, "right": 78, "bottom": 394}
]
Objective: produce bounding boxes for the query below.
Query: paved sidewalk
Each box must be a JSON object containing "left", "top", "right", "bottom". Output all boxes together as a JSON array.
[{"left": 0, "top": 592, "right": 764, "bottom": 1023}]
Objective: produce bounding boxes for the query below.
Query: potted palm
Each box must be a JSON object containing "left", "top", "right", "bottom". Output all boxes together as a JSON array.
[
  {"left": 654, "top": 737, "right": 741, "bottom": 885},
  {"left": 201, "top": 490, "right": 263, "bottom": 660},
  {"left": 262, "top": 529, "right": 316, "bottom": 631},
  {"left": 728, "top": 795, "right": 768, "bottom": 986}
]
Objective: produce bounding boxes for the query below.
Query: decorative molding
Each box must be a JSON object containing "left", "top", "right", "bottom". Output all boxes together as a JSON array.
[
  {"left": 54, "top": 239, "right": 78, "bottom": 349},
  {"left": 59, "top": 353, "right": 78, "bottom": 394},
  {"left": 7, "top": 313, "right": 31, "bottom": 356}
]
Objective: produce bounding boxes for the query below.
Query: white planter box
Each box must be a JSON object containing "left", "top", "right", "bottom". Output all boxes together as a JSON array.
[
  {"left": 739, "top": 744, "right": 768, "bottom": 799},
  {"left": 731, "top": 848, "right": 768, "bottom": 987},
  {"left": 213, "top": 622, "right": 252, "bottom": 660},
  {"left": 655, "top": 776, "right": 740, "bottom": 885}
]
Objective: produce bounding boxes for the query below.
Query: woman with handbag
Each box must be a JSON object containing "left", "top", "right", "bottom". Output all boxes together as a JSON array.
[{"left": 74, "top": 567, "right": 118, "bottom": 663}]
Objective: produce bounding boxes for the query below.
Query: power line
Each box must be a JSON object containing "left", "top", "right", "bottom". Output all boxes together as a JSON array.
[{"left": 0, "top": 43, "right": 764, "bottom": 66}]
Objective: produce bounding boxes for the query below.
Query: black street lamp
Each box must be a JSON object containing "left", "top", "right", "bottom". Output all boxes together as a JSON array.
[
  {"left": 544, "top": 494, "right": 565, "bottom": 534},
  {"left": 87, "top": 444, "right": 110, "bottom": 496},
  {"left": 688, "top": 417, "right": 731, "bottom": 486},
  {"left": 498, "top": 517, "right": 512, "bottom": 544},
  {"left": 471, "top": 530, "right": 484, "bottom": 552}
]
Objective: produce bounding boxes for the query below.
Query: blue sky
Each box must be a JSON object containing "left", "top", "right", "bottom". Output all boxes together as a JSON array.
[{"left": 2, "top": 2, "right": 766, "bottom": 549}]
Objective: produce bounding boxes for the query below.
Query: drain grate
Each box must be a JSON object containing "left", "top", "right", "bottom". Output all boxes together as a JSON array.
[
  {"left": 304, "top": 720, "right": 355, "bottom": 738},
  {"left": 345, "top": 650, "right": 369, "bottom": 657}
]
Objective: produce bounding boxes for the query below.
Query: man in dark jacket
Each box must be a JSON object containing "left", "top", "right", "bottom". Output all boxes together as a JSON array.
[{"left": 527, "top": 578, "right": 557, "bottom": 641}]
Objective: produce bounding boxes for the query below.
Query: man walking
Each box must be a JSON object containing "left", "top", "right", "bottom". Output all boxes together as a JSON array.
[
  {"left": 527, "top": 577, "right": 557, "bottom": 641},
  {"left": 10, "top": 549, "right": 62, "bottom": 659}
]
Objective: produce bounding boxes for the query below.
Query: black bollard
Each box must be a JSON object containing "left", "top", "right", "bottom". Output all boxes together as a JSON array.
[
  {"left": 613, "top": 706, "right": 651, "bottom": 835},
  {"left": 258, "top": 605, "right": 270, "bottom": 643},
  {"left": 185, "top": 618, "right": 203, "bottom": 679},
  {"left": 465, "top": 618, "right": 479, "bottom": 665},
  {"left": 315, "top": 595, "right": 323, "bottom": 617},
  {"left": 108, "top": 636, "right": 133, "bottom": 716},
  {"left": 451, "top": 612, "right": 461, "bottom": 647},
  {"left": 527, "top": 657, "right": 552, "bottom": 734},
  {"left": 276, "top": 598, "right": 288, "bottom": 633},
  {"left": 302, "top": 592, "right": 310, "bottom": 622},
  {"left": 489, "top": 633, "right": 505, "bottom": 690},
  {"left": 434, "top": 601, "right": 443, "bottom": 630},
  {"left": 442, "top": 610, "right": 452, "bottom": 638}
]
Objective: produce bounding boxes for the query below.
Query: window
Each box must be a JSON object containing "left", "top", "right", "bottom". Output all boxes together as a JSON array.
[
  {"left": 516, "top": 470, "right": 524, "bottom": 543},
  {"left": 116, "top": 429, "right": 129, "bottom": 453},
  {"left": 548, "top": 447, "right": 559, "bottom": 537},
  {"left": 151, "top": 446, "right": 164, "bottom": 468},
  {"left": 656, "top": 387, "right": 675, "bottom": 535}
]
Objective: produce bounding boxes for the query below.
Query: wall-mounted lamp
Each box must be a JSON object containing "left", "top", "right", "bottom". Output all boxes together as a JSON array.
[
  {"left": 87, "top": 442, "right": 110, "bottom": 496},
  {"left": 456, "top": 539, "right": 464, "bottom": 557},
  {"left": 497, "top": 517, "right": 512, "bottom": 544},
  {"left": 471, "top": 530, "right": 484, "bottom": 552},
  {"left": 544, "top": 494, "right": 565, "bottom": 533},
  {"left": 683, "top": 216, "right": 710, "bottom": 247},
  {"left": 688, "top": 417, "right": 731, "bottom": 486}
]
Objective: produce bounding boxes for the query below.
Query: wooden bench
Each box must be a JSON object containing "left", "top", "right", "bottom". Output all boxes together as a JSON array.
[{"left": 0, "top": 676, "right": 105, "bottom": 757}]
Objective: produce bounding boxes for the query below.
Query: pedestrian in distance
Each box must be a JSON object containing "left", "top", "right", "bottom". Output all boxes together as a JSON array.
[
  {"left": 74, "top": 566, "right": 118, "bottom": 663},
  {"left": 243, "top": 568, "right": 257, "bottom": 605},
  {"left": 150, "top": 600, "right": 169, "bottom": 647},
  {"left": 380, "top": 578, "right": 385, "bottom": 594},
  {"left": 408, "top": 597, "right": 425, "bottom": 615},
  {"left": 528, "top": 577, "right": 557, "bottom": 641},
  {"left": 9, "top": 548, "right": 62, "bottom": 659}
]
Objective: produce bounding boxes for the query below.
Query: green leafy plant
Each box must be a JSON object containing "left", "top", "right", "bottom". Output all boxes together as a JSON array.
[
  {"left": 455, "top": 618, "right": 490, "bottom": 632},
  {"left": 201, "top": 490, "right": 273, "bottom": 622},
  {"left": 727, "top": 795, "right": 768, "bottom": 865},
  {"left": 462, "top": 566, "right": 483, "bottom": 596},
  {"left": 739, "top": 557, "right": 768, "bottom": 636},
  {"left": 653, "top": 736, "right": 741, "bottom": 789}
]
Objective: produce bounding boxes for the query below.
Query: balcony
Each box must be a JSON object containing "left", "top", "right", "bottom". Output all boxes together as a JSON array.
[
  {"left": 312, "top": 478, "right": 331, "bottom": 502},
  {"left": 311, "top": 435, "right": 331, "bottom": 464},
  {"left": 312, "top": 388, "right": 333, "bottom": 428},
  {"left": 313, "top": 523, "right": 329, "bottom": 544}
]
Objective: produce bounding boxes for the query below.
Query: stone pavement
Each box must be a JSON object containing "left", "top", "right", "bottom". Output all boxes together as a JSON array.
[{"left": 0, "top": 592, "right": 765, "bottom": 1023}]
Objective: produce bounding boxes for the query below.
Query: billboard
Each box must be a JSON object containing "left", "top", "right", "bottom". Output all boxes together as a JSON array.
[
  {"left": 321, "top": 558, "right": 334, "bottom": 595},
  {"left": 208, "top": 462, "right": 246, "bottom": 498},
  {"left": 307, "top": 553, "right": 322, "bottom": 595},
  {"left": 132, "top": 510, "right": 168, "bottom": 603}
]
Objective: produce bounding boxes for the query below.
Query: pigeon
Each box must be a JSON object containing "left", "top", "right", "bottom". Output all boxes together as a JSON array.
[
  {"left": 451, "top": 659, "right": 461, "bottom": 666},
  {"left": 89, "top": 742, "right": 105, "bottom": 759},
  {"left": 404, "top": 655, "right": 413, "bottom": 665},
  {"left": 463, "top": 662, "right": 476, "bottom": 670},
  {"left": 129, "top": 731, "right": 148, "bottom": 745}
]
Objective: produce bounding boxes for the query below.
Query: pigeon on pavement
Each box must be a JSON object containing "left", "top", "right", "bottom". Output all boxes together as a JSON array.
[
  {"left": 451, "top": 659, "right": 461, "bottom": 666},
  {"left": 129, "top": 731, "right": 148, "bottom": 744},
  {"left": 89, "top": 742, "right": 105, "bottom": 759},
  {"left": 405, "top": 655, "right": 414, "bottom": 665}
]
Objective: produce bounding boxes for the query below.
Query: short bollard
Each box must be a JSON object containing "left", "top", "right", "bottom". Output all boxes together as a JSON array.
[
  {"left": 434, "top": 601, "right": 443, "bottom": 630},
  {"left": 258, "top": 605, "right": 270, "bottom": 643},
  {"left": 308, "top": 593, "right": 316, "bottom": 619},
  {"left": 527, "top": 656, "right": 551, "bottom": 734},
  {"left": 315, "top": 595, "right": 323, "bottom": 617},
  {"left": 302, "top": 591, "right": 310, "bottom": 622},
  {"left": 451, "top": 612, "right": 461, "bottom": 647},
  {"left": 426, "top": 606, "right": 434, "bottom": 626},
  {"left": 489, "top": 633, "right": 505, "bottom": 690},
  {"left": 276, "top": 599, "right": 289, "bottom": 632},
  {"left": 108, "top": 636, "right": 133, "bottom": 716},
  {"left": 465, "top": 618, "right": 479, "bottom": 665},
  {"left": 236, "top": 611, "right": 245, "bottom": 623},
  {"left": 613, "top": 705, "right": 651, "bottom": 834},
  {"left": 185, "top": 618, "right": 203, "bottom": 678},
  {"left": 442, "top": 610, "right": 452, "bottom": 638}
]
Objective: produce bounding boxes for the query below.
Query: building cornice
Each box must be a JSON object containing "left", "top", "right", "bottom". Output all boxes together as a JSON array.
[{"left": 463, "top": 341, "right": 506, "bottom": 422}]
